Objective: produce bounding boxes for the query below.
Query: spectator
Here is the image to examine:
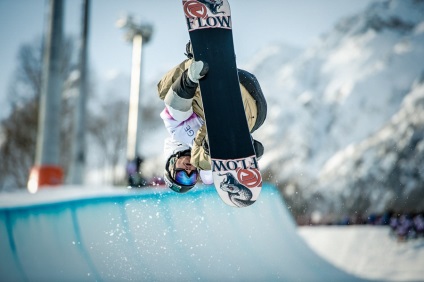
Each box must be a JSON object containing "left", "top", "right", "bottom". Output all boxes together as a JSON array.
[
  {"left": 413, "top": 213, "right": 424, "bottom": 238},
  {"left": 395, "top": 214, "right": 414, "bottom": 241}
]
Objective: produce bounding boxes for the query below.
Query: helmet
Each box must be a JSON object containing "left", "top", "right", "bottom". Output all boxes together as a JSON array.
[{"left": 164, "top": 149, "right": 199, "bottom": 193}]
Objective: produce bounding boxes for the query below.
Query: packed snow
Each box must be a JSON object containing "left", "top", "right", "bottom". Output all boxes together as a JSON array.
[
  {"left": 299, "top": 226, "right": 424, "bottom": 282},
  {"left": 0, "top": 185, "right": 364, "bottom": 281},
  {"left": 1, "top": 186, "right": 424, "bottom": 281}
]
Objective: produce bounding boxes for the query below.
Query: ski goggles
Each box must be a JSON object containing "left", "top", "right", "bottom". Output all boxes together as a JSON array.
[{"left": 173, "top": 169, "right": 199, "bottom": 186}]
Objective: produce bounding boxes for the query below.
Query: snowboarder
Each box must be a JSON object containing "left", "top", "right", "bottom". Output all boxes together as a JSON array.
[{"left": 158, "top": 42, "right": 267, "bottom": 193}]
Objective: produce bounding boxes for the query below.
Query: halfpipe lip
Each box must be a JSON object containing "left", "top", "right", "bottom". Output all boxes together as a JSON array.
[
  {"left": 0, "top": 183, "right": 230, "bottom": 210},
  {"left": 0, "top": 185, "right": 164, "bottom": 209}
]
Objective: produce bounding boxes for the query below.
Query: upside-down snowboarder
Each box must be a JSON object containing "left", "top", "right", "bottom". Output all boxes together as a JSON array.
[{"left": 158, "top": 42, "right": 267, "bottom": 193}]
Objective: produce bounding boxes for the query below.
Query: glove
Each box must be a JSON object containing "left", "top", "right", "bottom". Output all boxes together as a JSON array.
[{"left": 188, "top": 60, "right": 209, "bottom": 83}]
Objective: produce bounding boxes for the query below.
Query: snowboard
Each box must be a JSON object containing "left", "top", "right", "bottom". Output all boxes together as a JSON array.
[{"left": 182, "top": 0, "right": 262, "bottom": 207}]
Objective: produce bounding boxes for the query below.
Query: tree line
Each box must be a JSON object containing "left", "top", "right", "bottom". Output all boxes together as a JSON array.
[{"left": 0, "top": 36, "right": 128, "bottom": 190}]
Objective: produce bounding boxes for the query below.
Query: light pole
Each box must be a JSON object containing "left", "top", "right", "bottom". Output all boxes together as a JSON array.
[
  {"left": 68, "top": 0, "right": 90, "bottom": 185},
  {"left": 28, "top": 0, "right": 64, "bottom": 193},
  {"left": 117, "top": 15, "right": 153, "bottom": 186}
]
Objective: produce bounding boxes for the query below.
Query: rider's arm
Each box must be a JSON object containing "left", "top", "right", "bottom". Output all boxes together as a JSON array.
[{"left": 163, "top": 60, "right": 208, "bottom": 121}]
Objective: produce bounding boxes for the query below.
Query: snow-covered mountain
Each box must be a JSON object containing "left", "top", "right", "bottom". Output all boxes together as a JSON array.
[
  {"left": 316, "top": 81, "right": 424, "bottom": 215},
  {"left": 244, "top": 0, "right": 424, "bottom": 216}
]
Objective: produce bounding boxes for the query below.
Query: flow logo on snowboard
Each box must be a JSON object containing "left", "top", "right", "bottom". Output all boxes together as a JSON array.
[
  {"left": 212, "top": 156, "right": 262, "bottom": 207},
  {"left": 183, "top": 0, "right": 231, "bottom": 31}
]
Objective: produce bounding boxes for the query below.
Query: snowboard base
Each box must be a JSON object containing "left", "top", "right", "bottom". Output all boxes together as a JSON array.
[{"left": 182, "top": 0, "right": 262, "bottom": 207}]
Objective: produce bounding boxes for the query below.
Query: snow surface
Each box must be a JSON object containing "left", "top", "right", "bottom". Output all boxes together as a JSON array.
[
  {"left": 299, "top": 226, "right": 424, "bottom": 282},
  {"left": 1, "top": 185, "right": 424, "bottom": 281},
  {"left": 1, "top": 184, "right": 365, "bottom": 282}
]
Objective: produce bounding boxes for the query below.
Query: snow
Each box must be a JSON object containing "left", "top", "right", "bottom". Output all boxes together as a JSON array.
[
  {"left": 1, "top": 185, "right": 424, "bottom": 281},
  {"left": 298, "top": 226, "right": 424, "bottom": 282},
  {"left": 0, "top": 184, "right": 365, "bottom": 281},
  {"left": 316, "top": 80, "right": 424, "bottom": 213},
  {"left": 0, "top": 185, "right": 136, "bottom": 208}
]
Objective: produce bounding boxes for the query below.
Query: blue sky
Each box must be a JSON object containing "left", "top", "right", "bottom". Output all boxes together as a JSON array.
[{"left": 0, "top": 0, "right": 373, "bottom": 113}]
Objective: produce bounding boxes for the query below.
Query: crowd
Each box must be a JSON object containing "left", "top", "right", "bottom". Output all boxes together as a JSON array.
[
  {"left": 388, "top": 212, "right": 424, "bottom": 241},
  {"left": 296, "top": 210, "right": 424, "bottom": 242},
  {"left": 337, "top": 211, "right": 424, "bottom": 241}
]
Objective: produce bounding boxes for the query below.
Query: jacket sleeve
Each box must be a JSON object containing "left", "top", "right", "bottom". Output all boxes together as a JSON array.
[
  {"left": 163, "top": 70, "right": 198, "bottom": 120},
  {"left": 190, "top": 124, "right": 212, "bottom": 170},
  {"left": 163, "top": 60, "right": 205, "bottom": 122},
  {"left": 157, "top": 59, "right": 191, "bottom": 100}
]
